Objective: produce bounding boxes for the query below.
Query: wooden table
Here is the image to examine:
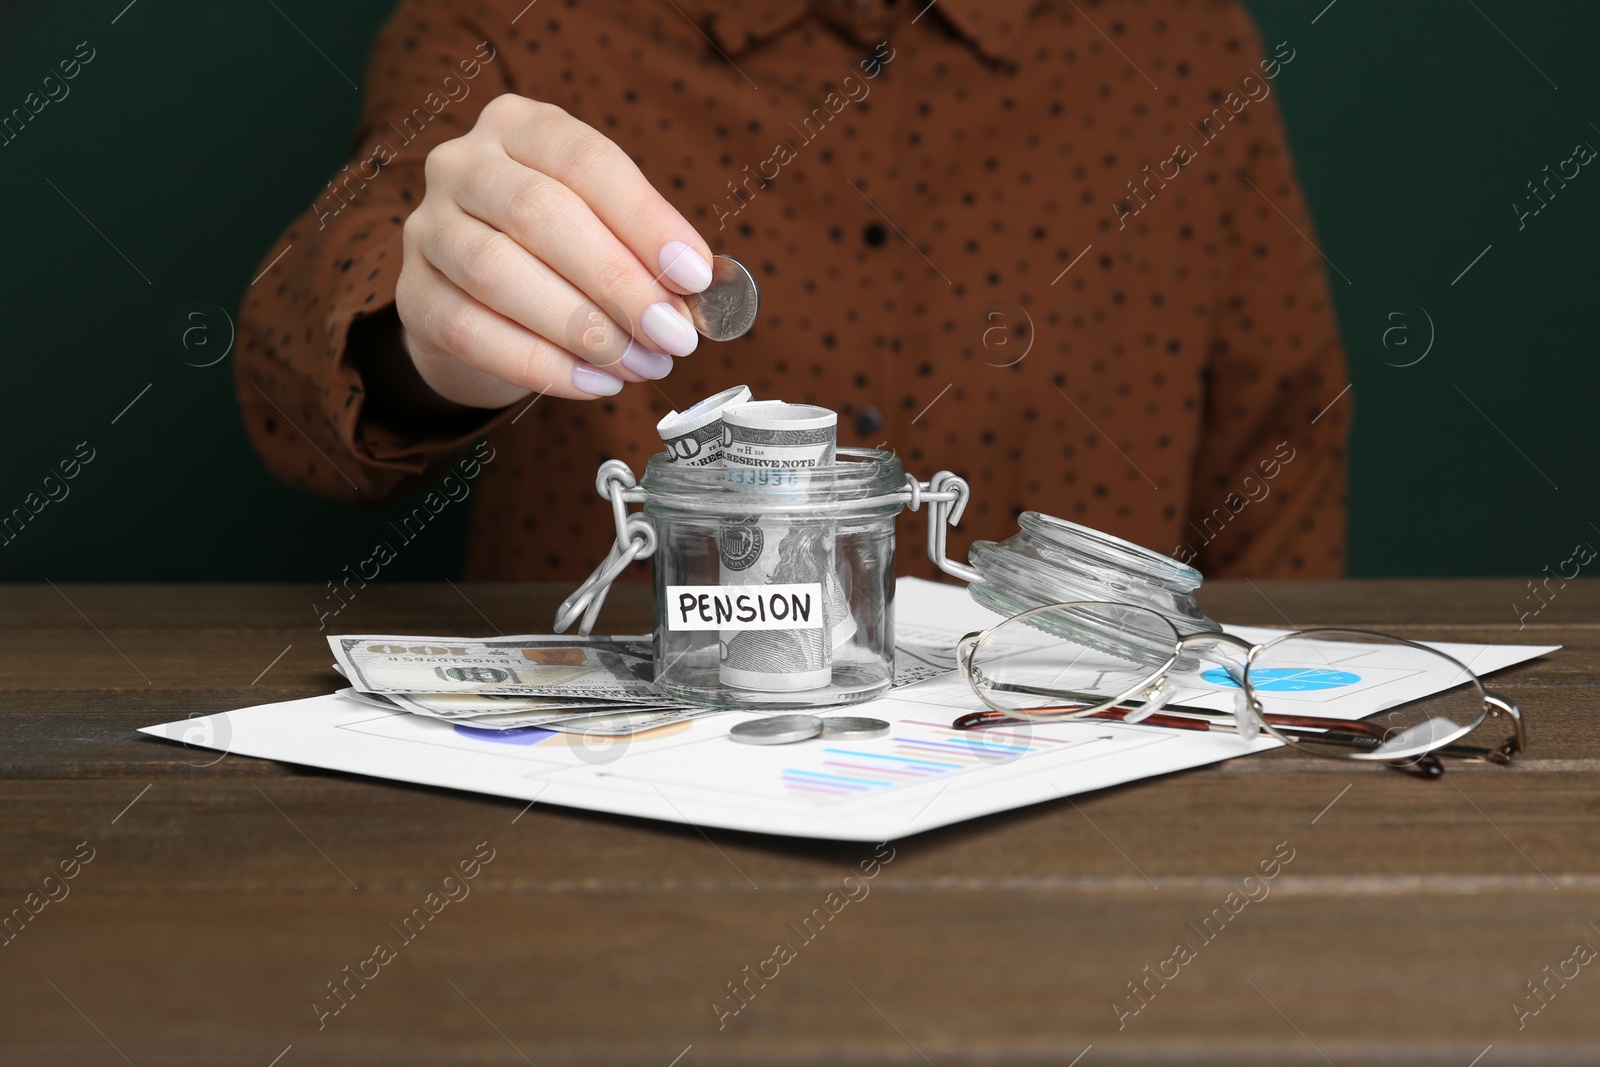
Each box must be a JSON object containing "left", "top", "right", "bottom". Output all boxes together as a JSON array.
[{"left": 2, "top": 580, "right": 1596, "bottom": 1066}]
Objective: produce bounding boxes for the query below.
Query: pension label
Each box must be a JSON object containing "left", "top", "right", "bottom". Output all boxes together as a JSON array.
[{"left": 666, "top": 584, "right": 824, "bottom": 632}]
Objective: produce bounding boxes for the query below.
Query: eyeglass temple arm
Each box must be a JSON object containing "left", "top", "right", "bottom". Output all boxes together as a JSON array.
[
  {"left": 953, "top": 707, "right": 1214, "bottom": 732},
  {"left": 953, "top": 706, "right": 1393, "bottom": 742},
  {"left": 969, "top": 692, "right": 1396, "bottom": 738},
  {"left": 1481, "top": 691, "right": 1524, "bottom": 764}
]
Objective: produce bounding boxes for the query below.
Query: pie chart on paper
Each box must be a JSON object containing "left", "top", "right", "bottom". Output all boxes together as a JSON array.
[{"left": 1201, "top": 667, "right": 1361, "bottom": 692}]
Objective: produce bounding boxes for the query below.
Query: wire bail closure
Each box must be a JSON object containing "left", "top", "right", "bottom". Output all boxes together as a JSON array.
[
  {"left": 554, "top": 461, "right": 655, "bottom": 635},
  {"left": 913, "top": 470, "right": 982, "bottom": 584},
  {"left": 555, "top": 457, "right": 975, "bottom": 635}
]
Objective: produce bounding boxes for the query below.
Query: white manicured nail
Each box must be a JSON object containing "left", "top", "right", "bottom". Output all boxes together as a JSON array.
[
  {"left": 571, "top": 363, "right": 623, "bottom": 396},
  {"left": 620, "top": 340, "right": 674, "bottom": 380},
  {"left": 641, "top": 301, "right": 698, "bottom": 356},
  {"left": 659, "top": 241, "right": 713, "bottom": 293}
]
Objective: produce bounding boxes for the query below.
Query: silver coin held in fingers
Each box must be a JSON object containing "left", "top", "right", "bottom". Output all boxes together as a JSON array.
[
  {"left": 685, "top": 254, "right": 759, "bottom": 341},
  {"left": 728, "top": 713, "right": 822, "bottom": 745}
]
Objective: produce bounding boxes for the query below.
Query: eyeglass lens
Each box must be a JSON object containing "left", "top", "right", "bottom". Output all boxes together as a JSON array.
[{"left": 1243, "top": 632, "right": 1485, "bottom": 761}]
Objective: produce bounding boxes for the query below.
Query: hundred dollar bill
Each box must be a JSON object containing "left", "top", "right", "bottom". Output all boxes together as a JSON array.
[
  {"left": 720, "top": 400, "right": 839, "bottom": 469},
  {"left": 348, "top": 688, "right": 711, "bottom": 735},
  {"left": 657, "top": 388, "right": 835, "bottom": 692},
  {"left": 723, "top": 400, "right": 857, "bottom": 650},
  {"left": 715, "top": 519, "right": 833, "bottom": 691},
  {"left": 445, "top": 705, "right": 721, "bottom": 735},
  {"left": 529, "top": 705, "right": 721, "bottom": 735},
  {"left": 327, "top": 634, "right": 662, "bottom": 699},
  {"left": 715, "top": 402, "right": 843, "bottom": 692},
  {"left": 382, "top": 690, "right": 682, "bottom": 720},
  {"left": 334, "top": 687, "right": 642, "bottom": 721},
  {"left": 336, "top": 687, "right": 404, "bottom": 711},
  {"left": 656, "top": 384, "right": 752, "bottom": 467}
]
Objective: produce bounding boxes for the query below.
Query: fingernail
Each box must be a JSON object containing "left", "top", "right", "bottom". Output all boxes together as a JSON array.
[
  {"left": 571, "top": 363, "right": 624, "bottom": 397},
  {"left": 620, "top": 339, "right": 674, "bottom": 380},
  {"left": 641, "top": 301, "right": 699, "bottom": 357},
  {"left": 659, "top": 241, "right": 713, "bottom": 293}
]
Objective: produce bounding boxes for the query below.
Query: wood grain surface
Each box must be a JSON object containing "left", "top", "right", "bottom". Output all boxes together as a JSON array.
[{"left": 2, "top": 580, "right": 1597, "bottom": 1066}]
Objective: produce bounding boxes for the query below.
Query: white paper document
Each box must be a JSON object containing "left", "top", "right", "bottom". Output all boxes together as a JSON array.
[{"left": 139, "top": 579, "right": 1557, "bottom": 841}]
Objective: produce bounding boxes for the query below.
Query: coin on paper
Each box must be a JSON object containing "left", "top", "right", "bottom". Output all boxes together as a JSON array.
[
  {"left": 685, "top": 254, "right": 759, "bottom": 341},
  {"left": 819, "top": 716, "right": 891, "bottom": 740},
  {"left": 729, "top": 713, "right": 822, "bottom": 745}
]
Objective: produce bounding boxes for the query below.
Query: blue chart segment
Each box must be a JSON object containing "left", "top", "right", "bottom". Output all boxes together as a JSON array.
[
  {"left": 781, "top": 724, "right": 1074, "bottom": 801},
  {"left": 1202, "top": 667, "right": 1361, "bottom": 692},
  {"left": 452, "top": 724, "right": 555, "bottom": 744}
]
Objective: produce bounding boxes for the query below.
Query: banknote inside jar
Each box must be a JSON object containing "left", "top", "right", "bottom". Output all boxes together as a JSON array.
[
  {"left": 654, "top": 391, "right": 855, "bottom": 694},
  {"left": 717, "top": 401, "right": 849, "bottom": 692}
]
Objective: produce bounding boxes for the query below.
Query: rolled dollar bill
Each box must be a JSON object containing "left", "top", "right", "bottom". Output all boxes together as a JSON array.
[
  {"left": 717, "top": 402, "right": 843, "bottom": 692},
  {"left": 722, "top": 400, "right": 858, "bottom": 655},
  {"left": 656, "top": 388, "right": 828, "bottom": 692},
  {"left": 720, "top": 401, "right": 837, "bottom": 468},
  {"left": 656, "top": 384, "right": 752, "bottom": 467},
  {"left": 715, "top": 517, "right": 833, "bottom": 691}
]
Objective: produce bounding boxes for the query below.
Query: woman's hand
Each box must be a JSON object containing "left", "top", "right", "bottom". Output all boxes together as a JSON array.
[{"left": 395, "top": 94, "right": 712, "bottom": 407}]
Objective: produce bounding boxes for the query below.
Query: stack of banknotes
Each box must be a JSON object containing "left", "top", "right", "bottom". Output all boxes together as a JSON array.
[
  {"left": 329, "top": 633, "right": 724, "bottom": 735},
  {"left": 329, "top": 631, "right": 955, "bottom": 734},
  {"left": 328, "top": 389, "right": 956, "bottom": 734}
]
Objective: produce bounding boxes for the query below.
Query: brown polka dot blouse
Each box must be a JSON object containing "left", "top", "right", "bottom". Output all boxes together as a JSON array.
[{"left": 237, "top": 0, "right": 1350, "bottom": 582}]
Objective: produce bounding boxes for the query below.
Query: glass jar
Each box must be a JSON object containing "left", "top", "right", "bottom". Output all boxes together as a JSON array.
[
  {"left": 965, "top": 512, "right": 1221, "bottom": 667},
  {"left": 642, "top": 447, "right": 907, "bottom": 709}
]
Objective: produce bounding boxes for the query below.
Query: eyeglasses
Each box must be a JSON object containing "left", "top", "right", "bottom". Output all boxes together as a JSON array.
[{"left": 952, "top": 601, "right": 1524, "bottom": 777}]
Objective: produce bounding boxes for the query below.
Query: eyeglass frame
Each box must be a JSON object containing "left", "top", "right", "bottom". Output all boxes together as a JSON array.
[{"left": 954, "top": 600, "right": 1526, "bottom": 768}]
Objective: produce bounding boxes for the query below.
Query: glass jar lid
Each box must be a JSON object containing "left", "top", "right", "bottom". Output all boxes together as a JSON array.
[{"left": 967, "top": 511, "right": 1220, "bottom": 637}]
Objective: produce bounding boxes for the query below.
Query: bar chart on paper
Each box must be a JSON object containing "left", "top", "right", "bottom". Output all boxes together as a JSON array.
[
  {"left": 779, "top": 722, "right": 1090, "bottom": 803},
  {"left": 582, "top": 683, "right": 1184, "bottom": 816}
]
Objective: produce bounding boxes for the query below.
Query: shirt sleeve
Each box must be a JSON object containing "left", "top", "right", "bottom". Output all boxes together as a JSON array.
[
  {"left": 234, "top": 0, "right": 519, "bottom": 503},
  {"left": 1183, "top": 14, "right": 1351, "bottom": 579}
]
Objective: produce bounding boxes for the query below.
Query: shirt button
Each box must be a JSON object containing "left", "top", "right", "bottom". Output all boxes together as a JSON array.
[{"left": 855, "top": 406, "right": 883, "bottom": 436}]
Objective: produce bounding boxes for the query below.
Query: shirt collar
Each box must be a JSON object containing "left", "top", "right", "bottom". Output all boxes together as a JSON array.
[
  {"left": 682, "top": 0, "right": 809, "bottom": 55},
  {"left": 683, "top": 0, "right": 1032, "bottom": 66},
  {"left": 934, "top": 0, "right": 1033, "bottom": 65}
]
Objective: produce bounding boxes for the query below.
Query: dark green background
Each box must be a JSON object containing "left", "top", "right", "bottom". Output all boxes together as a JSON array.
[{"left": 1, "top": 1, "right": 1593, "bottom": 583}]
